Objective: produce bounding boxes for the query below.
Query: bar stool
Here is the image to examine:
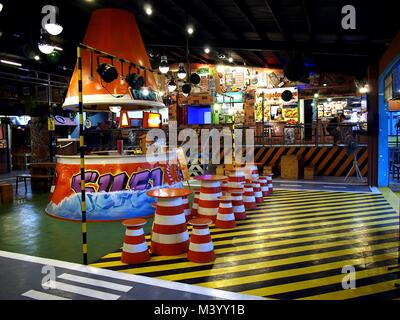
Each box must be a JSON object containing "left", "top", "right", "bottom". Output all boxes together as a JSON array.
[
  {"left": 267, "top": 174, "right": 274, "bottom": 192},
  {"left": 121, "top": 218, "right": 150, "bottom": 264},
  {"left": 243, "top": 184, "right": 257, "bottom": 210},
  {"left": 194, "top": 175, "right": 227, "bottom": 222},
  {"left": 215, "top": 196, "right": 236, "bottom": 229},
  {"left": 182, "top": 195, "right": 191, "bottom": 221},
  {"left": 191, "top": 191, "right": 200, "bottom": 217},
  {"left": 258, "top": 176, "right": 270, "bottom": 197},
  {"left": 187, "top": 218, "right": 215, "bottom": 263},
  {"left": 147, "top": 188, "right": 192, "bottom": 256},
  {"left": 252, "top": 180, "right": 264, "bottom": 204},
  {"left": 230, "top": 189, "right": 246, "bottom": 220}
]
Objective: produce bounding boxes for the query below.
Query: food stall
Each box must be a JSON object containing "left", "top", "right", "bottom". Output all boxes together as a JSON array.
[{"left": 47, "top": 8, "right": 183, "bottom": 221}]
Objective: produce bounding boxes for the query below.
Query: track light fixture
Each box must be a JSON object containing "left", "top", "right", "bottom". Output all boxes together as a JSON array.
[
  {"left": 96, "top": 56, "right": 118, "bottom": 83},
  {"left": 125, "top": 65, "right": 144, "bottom": 89},
  {"left": 182, "top": 83, "right": 191, "bottom": 96}
]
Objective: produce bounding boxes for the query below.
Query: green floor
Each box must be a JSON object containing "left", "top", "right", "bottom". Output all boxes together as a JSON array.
[{"left": 0, "top": 192, "right": 153, "bottom": 264}]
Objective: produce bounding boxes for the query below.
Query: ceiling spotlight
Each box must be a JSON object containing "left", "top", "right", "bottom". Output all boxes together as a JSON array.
[
  {"left": 97, "top": 63, "right": 118, "bottom": 83},
  {"left": 204, "top": 47, "right": 210, "bottom": 54},
  {"left": 0, "top": 3, "right": 3, "bottom": 12},
  {"left": 228, "top": 57, "right": 233, "bottom": 63},
  {"left": 177, "top": 64, "right": 187, "bottom": 80},
  {"left": 142, "top": 87, "right": 150, "bottom": 96},
  {"left": 327, "top": 98, "right": 332, "bottom": 102},
  {"left": 168, "top": 79, "right": 177, "bottom": 92},
  {"left": 34, "top": 55, "right": 40, "bottom": 61},
  {"left": 218, "top": 53, "right": 226, "bottom": 60},
  {"left": 187, "top": 25, "right": 194, "bottom": 35},
  {"left": 109, "top": 106, "right": 121, "bottom": 113},
  {"left": 126, "top": 72, "right": 144, "bottom": 90},
  {"left": 159, "top": 56, "right": 169, "bottom": 74},
  {"left": 323, "top": 83, "right": 327, "bottom": 87},
  {"left": 314, "top": 93, "right": 319, "bottom": 98},
  {"left": 144, "top": 4, "right": 152, "bottom": 16}
]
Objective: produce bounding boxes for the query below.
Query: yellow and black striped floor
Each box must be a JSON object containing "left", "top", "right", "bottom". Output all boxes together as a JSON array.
[{"left": 91, "top": 189, "right": 400, "bottom": 300}]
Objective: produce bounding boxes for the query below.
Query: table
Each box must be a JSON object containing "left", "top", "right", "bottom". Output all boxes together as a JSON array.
[{"left": 147, "top": 188, "right": 192, "bottom": 256}]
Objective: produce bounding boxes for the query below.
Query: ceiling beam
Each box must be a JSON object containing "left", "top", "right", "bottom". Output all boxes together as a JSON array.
[
  {"left": 232, "top": 0, "right": 267, "bottom": 41},
  {"left": 301, "top": 0, "right": 314, "bottom": 38},
  {"left": 263, "top": 0, "right": 290, "bottom": 41},
  {"left": 145, "top": 39, "right": 373, "bottom": 57}
]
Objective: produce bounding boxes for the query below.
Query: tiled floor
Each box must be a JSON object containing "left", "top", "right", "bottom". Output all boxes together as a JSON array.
[{"left": 92, "top": 189, "right": 400, "bottom": 300}]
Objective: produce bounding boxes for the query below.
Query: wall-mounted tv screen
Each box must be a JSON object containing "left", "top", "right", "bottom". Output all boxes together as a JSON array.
[{"left": 188, "top": 105, "right": 212, "bottom": 125}]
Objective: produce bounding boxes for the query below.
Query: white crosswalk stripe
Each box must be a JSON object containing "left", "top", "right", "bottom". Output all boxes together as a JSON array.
[
  {"left": 22, "top": 290, "right": 71, "bottom": 300},
  {"left": 58, "top": 273, "right": 132, "bottom": 292},
  {"left": 41, "top": 280, "right": 121, "bottom": 300}
]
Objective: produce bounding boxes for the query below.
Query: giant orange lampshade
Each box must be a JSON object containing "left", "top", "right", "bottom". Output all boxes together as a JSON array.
[{"left": 63, "top": 8, "right": 165, "bottom": 111}]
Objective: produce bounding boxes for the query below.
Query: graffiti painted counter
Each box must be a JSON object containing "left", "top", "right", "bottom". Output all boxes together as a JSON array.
[{"left": 45, "top": 153, "right": 184, "bottom": 221}]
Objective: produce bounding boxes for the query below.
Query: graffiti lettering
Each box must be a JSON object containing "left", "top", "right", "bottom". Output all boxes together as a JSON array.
[{"left": 71, "top": 168, "right": 163, "bottom": 193}]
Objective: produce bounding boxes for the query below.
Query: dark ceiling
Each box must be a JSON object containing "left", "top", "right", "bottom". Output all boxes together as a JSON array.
[{"left": 0, "top": 0, "right": 399, "bottom": 79}]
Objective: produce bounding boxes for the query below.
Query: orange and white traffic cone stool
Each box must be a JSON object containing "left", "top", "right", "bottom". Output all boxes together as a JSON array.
[
  {"left": 182, "top": 195, "right": 191, "bottom": 221},
  {"left": 243, "top": 183, "right": 257, "bottom": 210},
  {"left": 187, "top": 218, "right": 215, "bottom": 263},
  {"left": 230, "top": 189, "right": 246, "bottom": 220},
  {"left": 259, "top": 176, "right": 270, "bottom": 197},
  {"left": 191, "top": 191, "right": 200, "bottom": 217},
  {"left": 221, "top": 180, "right": 230, "bottom": 195},
  {"left": 227, "top": 170, "right": 246, "bottom": 191},
  {"left": 248, "top": 164, "right": 260, "bottom": 180},
  {"left": 267, "top": 174, "right": 274, "bottom": 192},
  {"left": 147, "top": 188, "right": 192, "bottom": 256},
  {"left": 215, "top": 196, "right": 236, "bottom": 229},
  {"left": 121, "top": 218, "right": 150, "bottom": 264},
  {"left": 252, "top": 180, "right": 264, "bottom": 204},
  {"left": 194, "top": 175, "right": 227, "bottom": 222}
]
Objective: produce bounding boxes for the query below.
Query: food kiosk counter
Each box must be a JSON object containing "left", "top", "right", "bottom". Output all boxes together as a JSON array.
[{"left": 45, "top": 152, "right": 184, "bottom": 221}]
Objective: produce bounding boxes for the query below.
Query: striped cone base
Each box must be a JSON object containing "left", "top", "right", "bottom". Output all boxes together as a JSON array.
[
  {"left": 182, "top": 196, "right": 191, "bottom": 222},
  {"left": 121, "top": 219, "right": 150, "bottom": 264},
  {"left": 191, "top": 192, "right": 199, "bottom": 217},
  {"left": 259, "top": 176, "right": 270, "bottom": 197},
  {"left": 197, "top": 180, "right": 223, "bottom": 222},
  {"left": 215, "top": 196, "right": 236, "bottom": 229},
  {"left": 230, "top": 191, "right": 246, "bottom": 220},
  {"left": 252, "top": 180, "right": 264, "bottom": 204},
  {"left": 243, "top": 184, "right": 257, "bottom": 210},
  {"left": 151, "top": 197, "right": 189, "bottom": 256},
  {"left": 187, "top": 218, "right": 215, "bottom": 263}
]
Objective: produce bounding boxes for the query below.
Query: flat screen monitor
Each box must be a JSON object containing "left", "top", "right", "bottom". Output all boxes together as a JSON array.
[
  {"left": 188, "top": 105, "right": 212, "bottom": 125},
  {"left": 130, "top": 119, "right": 142, "bottom": 127}
]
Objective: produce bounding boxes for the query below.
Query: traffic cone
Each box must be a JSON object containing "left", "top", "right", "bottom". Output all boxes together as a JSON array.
[
  {"left": 259, "top": 176, "right": 270, "bottom": 197},
  {"left": 252, "top": 180, "right": 263, "bottom": 204},
  {"left": 182, "top": 196, "right": 191, "bottom": 221},
  {"left": 243, "top": 184, "right": 257, "bottom": 210},
  {"left": 191, "top": 191, "right": 200, "bottom": 217},
  {"left": 147, "top": 188, "right": 191, "bottom": 256},
  {"left": 187, "top": 218, "right": 215, "bottom": 263},
  {"left": 267, "top": 174, "right": 274, "bottom": 192},
  {"left": 121, "top": 218, "right": 150, "bottom": 264},
  {"left": 230, "top": 189, "right": 246, "bottom": 220},
  {"left": 215, "top": 196, "right": 236, "bottom": 229},
  {"left": 197, "top": 180, "right": 223, "bottom": 222}
]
